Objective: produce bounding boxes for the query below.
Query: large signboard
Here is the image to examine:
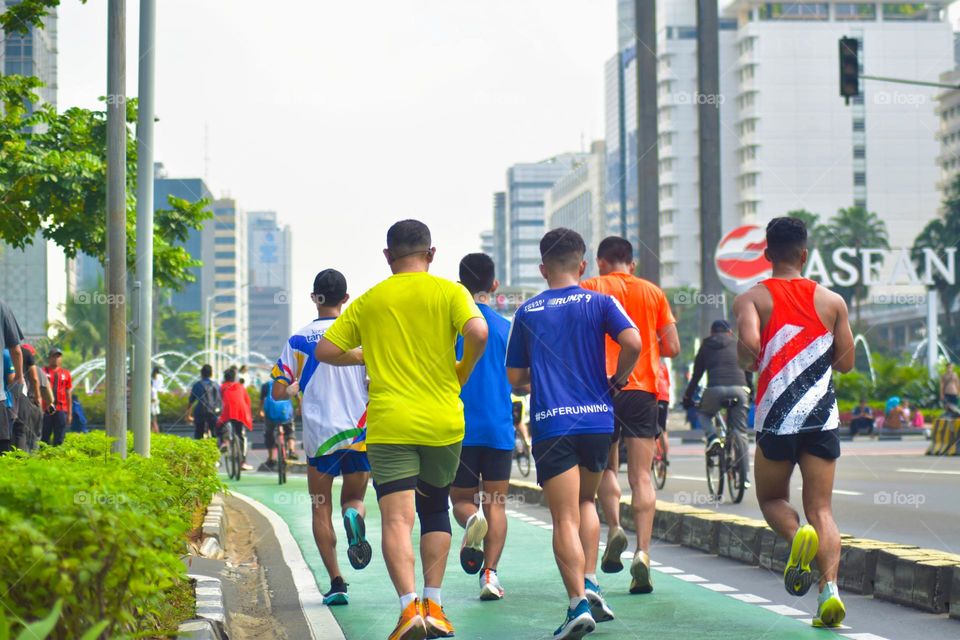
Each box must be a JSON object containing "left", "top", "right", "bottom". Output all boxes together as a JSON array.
[
  {"left": 250, "top": 229, "right": 285, "bottom": 288},
  {"left": 715, "top": 225, "right": 957, "bottom": 294}
]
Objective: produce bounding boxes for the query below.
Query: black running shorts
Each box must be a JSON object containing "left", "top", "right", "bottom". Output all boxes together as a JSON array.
[
  {"left": 532, "top": 433, "right": 611, "bottom": 486},
  {"left": 757, "top": 429, "right": 841, "bottom": 464}
]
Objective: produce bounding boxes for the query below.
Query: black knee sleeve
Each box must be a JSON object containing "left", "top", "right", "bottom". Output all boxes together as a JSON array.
[{"left": 415, "top": 480, "right": 451, "bottom": 535}]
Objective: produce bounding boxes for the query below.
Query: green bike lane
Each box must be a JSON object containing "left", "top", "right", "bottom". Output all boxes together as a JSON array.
[{"left": 229, "top": 474, "right": 847, "bottom": 640}]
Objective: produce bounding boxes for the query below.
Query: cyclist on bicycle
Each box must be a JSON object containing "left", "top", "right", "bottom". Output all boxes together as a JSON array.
[
  {"left": 259, "top": 378, "right": 298, "bottom": 470},
  {"left": 682, "top": 319, "right": 752, "bottom": 454},
  {"left": 450, "top": 253, "right": 515, "bottom": 601},
  {"left": 218, "top": 366, "right": 253, "bottom": 471}
]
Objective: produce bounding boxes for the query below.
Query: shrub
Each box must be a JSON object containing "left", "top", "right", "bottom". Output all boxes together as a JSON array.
[{"left": 0, "top": 432, "right": 222, "bottom": 638}]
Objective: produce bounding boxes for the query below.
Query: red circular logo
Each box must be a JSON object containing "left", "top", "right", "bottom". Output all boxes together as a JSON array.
[{"left": 715, "top": 225, "right": 772, "bottom": 293}]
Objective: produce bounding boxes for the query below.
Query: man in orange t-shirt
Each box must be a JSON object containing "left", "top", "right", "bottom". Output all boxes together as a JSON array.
[{"left": 581, "top": 236, "right": 679, "bottom": 595}]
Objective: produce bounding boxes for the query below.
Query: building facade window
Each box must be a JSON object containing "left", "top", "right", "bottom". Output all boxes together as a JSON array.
[
  {"left": 758, "top": 3, "right": 829, "bottom": 20},
  {"left": 835, "top": 3, "right": 877, "bottom": 20}
]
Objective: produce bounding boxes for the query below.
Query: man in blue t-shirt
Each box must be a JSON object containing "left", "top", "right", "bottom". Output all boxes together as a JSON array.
[
  {"left": 506, "top": 228, "right": 641, "bottom": 639},
  {"left": 450, "top": 253, "right": 519, "bottom": 602}
]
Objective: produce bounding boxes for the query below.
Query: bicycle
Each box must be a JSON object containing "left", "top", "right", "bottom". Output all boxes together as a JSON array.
[
  {"left": 222, "top": 421, "right": 243, "bottom": 481},
  {"left": 275, "top": 422, "right": 288, "bottom": 485},
  {"left": 703, "top": 396, "right": 749, "bottom": 504},
  {"left": 651, "top": 432, "right": 668, "bottom": 489},
  {"left": 514, "top": 427, "right": 531, "bottom": 478}
]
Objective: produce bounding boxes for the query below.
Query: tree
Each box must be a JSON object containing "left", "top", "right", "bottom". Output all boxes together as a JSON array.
[
  {"left": 154, "top": 307, "right": 204, "bottom": 355},
  {"left": 1, "top": 3, "right": 211, "bottom": 292},
  {"left": 822, "top": 206, "right": 890, "bottom": 326},
  {"left": 48, "top": 279, "right": 109, "bottom": 361},
  {"left": 912, "top": 176, "right": 960, "bottom": 356},
  {"left": 786, "top": 209, "right": 828, "bottom": 247}
]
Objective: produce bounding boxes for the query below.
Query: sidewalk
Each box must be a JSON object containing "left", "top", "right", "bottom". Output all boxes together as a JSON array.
[{"left": 230, "top": 474, "right": 844, "bottom": 640}]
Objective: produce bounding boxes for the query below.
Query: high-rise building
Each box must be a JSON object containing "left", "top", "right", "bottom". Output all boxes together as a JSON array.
[
  {"left": 211, "top": 199, "right": 248, "bottom": 359},
  {"left": 479, "top": 230, "right": 495, "bottom": 258},
  {"left": 506, "top": 153, "right": 589, "bottom": 288},
  {"left": 725, "top": 0, "right": 950, "bottom": 248},
  {"left": 545, "top": 141, "right": 607, "bottom": 278},
  {"left": 936, "top": 67, "right": 960, "bottom": 205},
  {"left": 491, "top": 192, "right": 507, "bottom": 280},
  {"left": 0, "top": 3, "right": 64, "bottom": 339},
  {"left": 247, "top": 211, "right": 292, "bottom": 361},
  {"left": 605, "top": 2, "right": 738, "bottom": 289}
]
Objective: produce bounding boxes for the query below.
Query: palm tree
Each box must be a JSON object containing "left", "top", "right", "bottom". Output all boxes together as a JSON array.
[
  {"left": 912, "top": 176, "right": 960, "bottom": 355},
  {"left": 48, "top": 278, "right": 109, "bottom": 360},
  {"left": 823, "top": 206, "right": 890, "bottom": 326}
]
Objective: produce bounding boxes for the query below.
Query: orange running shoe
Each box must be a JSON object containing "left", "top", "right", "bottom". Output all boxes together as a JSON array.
[
  {"left": 422, "top": 598, "right": 455, "bottom": 638},
  {"left": 388, "top": 598, "right": 426, "bottom": 640}
]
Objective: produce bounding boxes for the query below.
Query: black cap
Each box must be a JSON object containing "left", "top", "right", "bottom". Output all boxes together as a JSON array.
[
  {"left": 711, "top": 320, "right": 732, "bottom": 334},
  {"left": 49, "top": 345, "right": 63, "bottom": 356},
  {"left": 312, "top": 269, "right": 347, "bottom": 305}
]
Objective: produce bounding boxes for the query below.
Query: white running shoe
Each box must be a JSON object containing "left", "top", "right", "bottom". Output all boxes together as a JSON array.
[
  {"left": 479, "top": 568, "right": 504, "bottom": 600},
  {"left": 459, "top": 512, "right": 488, "bottom": 574}
]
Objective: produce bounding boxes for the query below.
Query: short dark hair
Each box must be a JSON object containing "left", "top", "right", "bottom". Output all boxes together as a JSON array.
[
  {"left": 200, "top": 364, "right": 212, "bottom": 379},
  {"left": 766, "top": 217, "right": 807, "bottom": 263},
  {"left": 224, "top": 367, "right": 237, "bottom": 383},
  {"left": 597, "top": 236, "right": 633, "bottom": 264},
  {"left": 459, "top": 253, "right": 495, "bottom": 294},
  {"left": 387, "top": 219, "right": 431, "bottom": 253},
  {"left": 313, "top": 269, "right": 348, "bottom": 304},
  {"left": 540, "top": 228, "right": 586, "bottom": 270}
]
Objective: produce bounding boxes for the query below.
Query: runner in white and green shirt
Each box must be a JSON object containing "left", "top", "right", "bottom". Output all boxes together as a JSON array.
[{"left": 271, "top": 269, "right": 370, "bottom": 606}]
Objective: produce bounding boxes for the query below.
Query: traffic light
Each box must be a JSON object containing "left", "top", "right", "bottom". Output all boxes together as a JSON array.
[{"left": 839, "top": 37, "right": 859, "bottom": 102}]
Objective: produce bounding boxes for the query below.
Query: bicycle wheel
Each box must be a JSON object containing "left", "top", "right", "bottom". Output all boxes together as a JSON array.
[
  {"left": 276, "top": 429, "right": 287, "bottom": 485},
  {"left": 229, "top": 427, "right": 242, "bottom": 481},
  {"left": 652, "top": 437, "right": 667, "bottom": 490},
  {"left": 706, "top": 419, "right": 725, "bottom": 502},
  {"left": 726, "top": 432, "right": 749, "bottom": 504},
  {"left": 516, "top": 443, "right": 531, "bottom": 477}
]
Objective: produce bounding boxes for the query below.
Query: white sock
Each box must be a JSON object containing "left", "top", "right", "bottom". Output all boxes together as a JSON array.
[
  {"left": 570, "top": 596, "right": 586, "bottom": 610},
  {"left": 399, "top": 592, "right": 417, "bottom": 610},
  {"left": 424, "top": 587, "right": 442, "bottom": 605},
  {"left": 585, "top": 573, "right": 598, "bottom": 586}
]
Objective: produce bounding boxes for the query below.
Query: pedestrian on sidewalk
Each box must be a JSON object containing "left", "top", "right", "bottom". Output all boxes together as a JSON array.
[
  {"left": 218, "top": 367, "right": 253, "bottom": 471},
  {"left": 272, "top": 268, "right": 371, "bottom": 606},
  {"left": 316, "top": 220, "right": 488, "bottom": 640},
  {"left": 0, "top": 298, "right": 24, "bottom": 454},
  {"left": 506, "top": 228, "right": 641, "bottom": 639},
  {"left": 582, "top": 235, "right": 680, "bottom": 597},
  {"left": 41, "top": 347, "right": 72, "bottom": 446},
  {"left": 450, "top": 253, "right": 516, "bottom": 602},
  {"left": 151, "top": 367, "right": 163, "bottom": 433},
  {"left": 940, "top": 362, "right": 959, "bottom": 408},
  {"left": 18, "top": 343, "right": 49, "bottom": 451},
  {"left": 734, "top": 216, "right": 854, "bottom": 629}
]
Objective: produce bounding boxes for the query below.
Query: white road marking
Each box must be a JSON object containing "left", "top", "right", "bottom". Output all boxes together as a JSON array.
[
  {"left": 896, "top": 467, "right": 960, "bottom": 476},
  {"left": 700, "top": 583, "right": 738, "bottom": 592},
  {"left": 653, "top": 566, "right": 684, "bottom": 574},
  {"left": 675, "top": 574, "right": 708, "bottom": 583},
  {"left": 842, "top": 634, "right": 890, "bottom": 640},
  {"left": 669, "top": 474, "right": 708, "bottom": 482},
  {"left": 796, "top": 486, "right": 863, "bottom": 496},
  {"left": 729, "top": 593, "right": 771, "bottom": 604},
  {"left": 760, "top": 604, "right": 807, "bottom": 616}
]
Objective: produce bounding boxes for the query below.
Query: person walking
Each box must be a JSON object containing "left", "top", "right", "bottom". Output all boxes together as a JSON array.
[
  {"left": 506, "top": 228, "right": 641, "bottom": 639},
  {"left": 316, "top": 220, "right": 488, "bottom": 640},
  {"left": 273, "top": 268, "right": 372, "bottom": 606},
  {"left": 41, "top": 347, "right": 72, "bottom": 446},
  {"left": 218, "top": 367, "right": 253, "bottom": 471},
  {"left": 18, "top": 343, "right": 49, "bottom": 451},
  {"left": 0, "top": 298, "right": 24, "bottom": 454},
  {"left": 581, "top": 236, "right": 680, "bottom": 595},
  {"left": 187, "top": 364, "right": 221, "bottom": 440},
  {"left": 734, "top": 216, "right": 854, "bottom": 628},
  {"left": 151, "top": 367, "right": 163, "bottom": 433},
  {"left": 940, "top": 362, "right": 959, "bottom": 408}
]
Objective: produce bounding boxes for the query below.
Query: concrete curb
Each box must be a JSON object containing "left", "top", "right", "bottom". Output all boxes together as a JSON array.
[
  {"left": 199, "top": 494, "right": 227, "bottom": 560},
  {"left": 507, "top": 479, "right": 960, "bottom": 618},
  {"left": 178, "top": 574, "right": 227, "bottom": 638}
]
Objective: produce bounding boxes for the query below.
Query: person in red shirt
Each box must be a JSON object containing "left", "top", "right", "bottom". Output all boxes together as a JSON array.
[
  {"left": 218, "top": 366, "right": 253, "bottom": 470},
  {"left": 42, "top": 347, "right": 72, "bottom": 446},
  {"left": 581, "top": 236, "right": 680, "bottom": 595}
]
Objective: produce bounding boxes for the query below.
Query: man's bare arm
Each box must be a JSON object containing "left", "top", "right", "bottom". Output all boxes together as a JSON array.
[
  {"left": 315, "top": 338, "right": 364, "bottom": 366},
  {"left": 656, "top": 323, "right": 680, "bottom": 358},
  {"left": 9, "top": 344, "right": 23, "bottom": 385},
  {"left": 734, "top": 291, "right": 762, "bottom": 371},
  {"left": 830, "top": 294, "right": 855, "bottom": 373},
  {"left": 507, "top": 367, "right": 531, "bottom": 388},
  {"left": 27, "top": 366, "right": 40, "bottom": 404}
]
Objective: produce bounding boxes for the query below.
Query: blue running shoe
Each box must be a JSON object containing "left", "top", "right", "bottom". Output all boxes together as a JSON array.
[
  {"left": 584, "top": 579, "right": 614, "bottom": 622},
  {"left": 344, "top": 508, "right": 372, "bottom": 570},
  {"left": 323, "top": 576, "right": 349, "bottom": 606},
  {"left": 553, "top": 599, "right": 596, "bottom": 639}
]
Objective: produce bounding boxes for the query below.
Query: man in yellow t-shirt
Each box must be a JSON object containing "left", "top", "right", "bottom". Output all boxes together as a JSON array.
[{"left": 316, "top": 219, "right": 488, "bottom": 640}]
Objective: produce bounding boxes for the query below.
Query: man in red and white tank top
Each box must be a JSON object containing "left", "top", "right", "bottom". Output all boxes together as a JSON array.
[{"left": 733, "top": 217, "right": 854, "bottom": 629}]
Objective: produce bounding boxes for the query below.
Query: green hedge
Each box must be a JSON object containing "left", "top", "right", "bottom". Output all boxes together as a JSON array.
[
  {"left": 79, "top": 387, "right": 266, "bottom": 425},
  {"left": 0, "top": 432, "right": 223, "bottom": 638}
]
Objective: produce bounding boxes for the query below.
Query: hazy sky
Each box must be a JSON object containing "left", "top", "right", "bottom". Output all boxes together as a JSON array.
[{"left": 58, "top": 1, "right": 617, "bottom": 323}]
